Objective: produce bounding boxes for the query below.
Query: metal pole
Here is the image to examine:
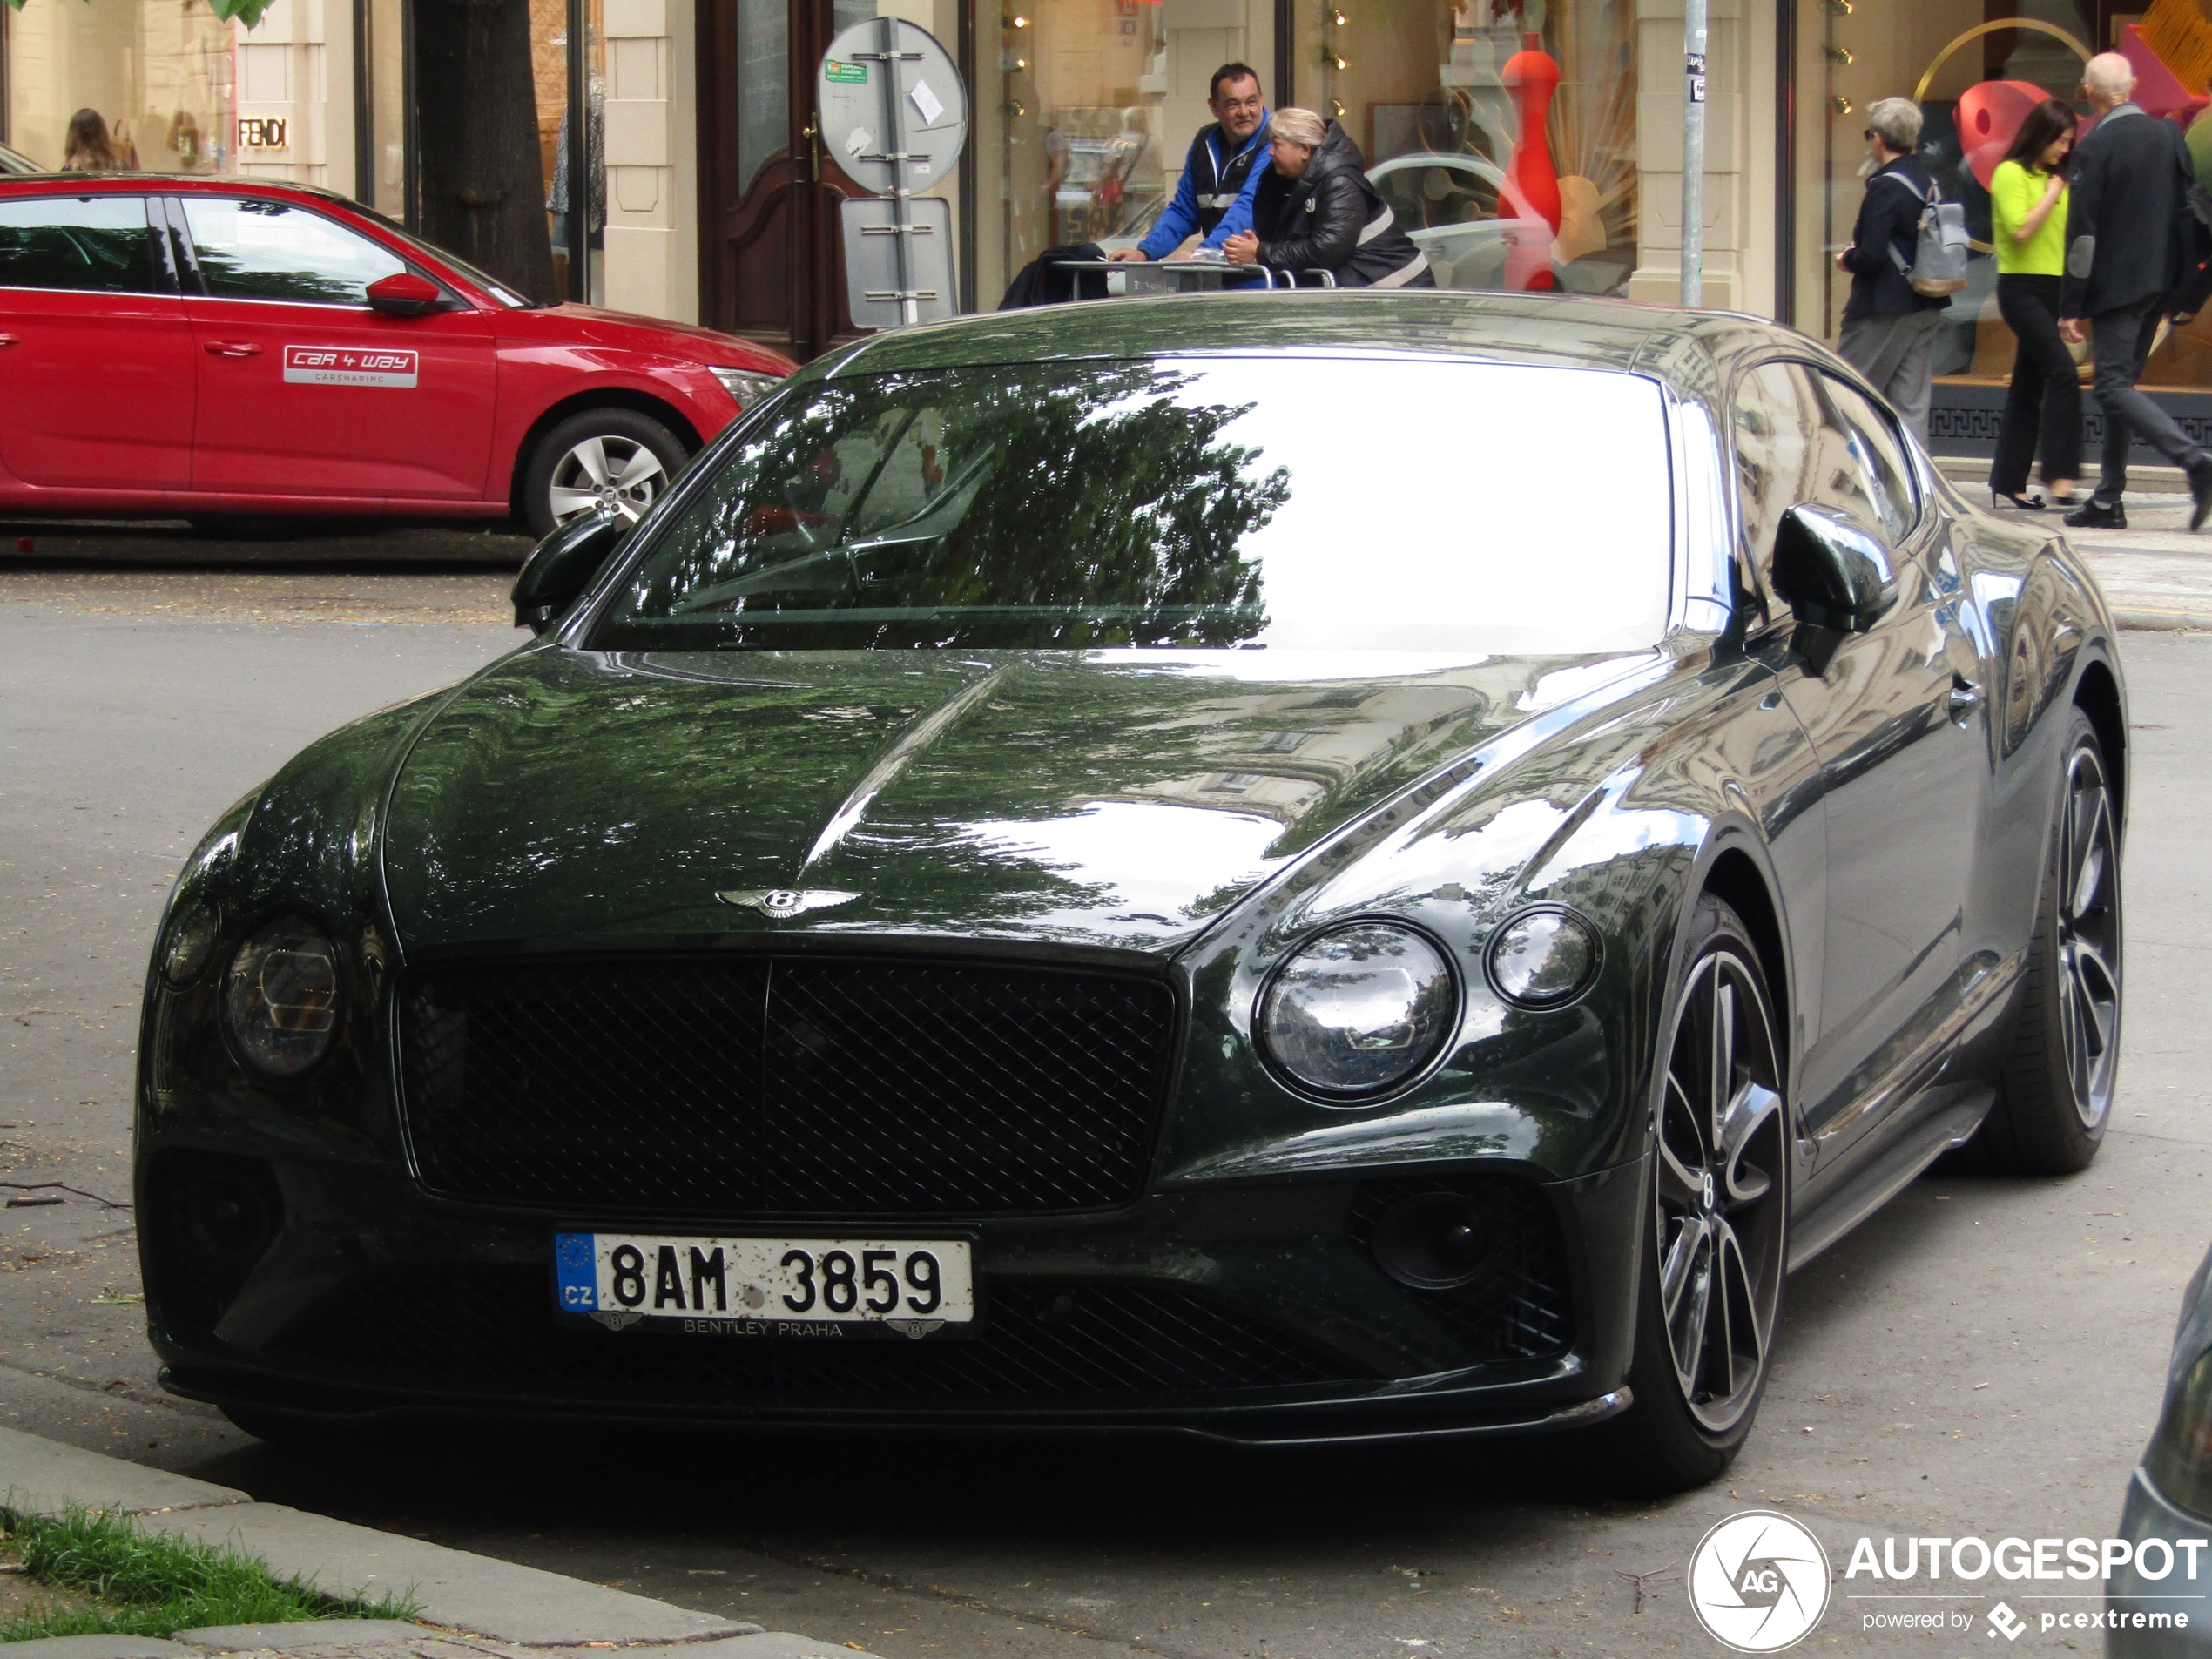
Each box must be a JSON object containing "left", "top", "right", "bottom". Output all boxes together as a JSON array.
[
  {"left": 1681, "top": 0, "right": 1708, "bottom": 307},
  {"left": 877, "top": 15, "right": 919, "bottom": 326},
  {"left": 567, "top": 0, "right": 589, "bottom": 301}
]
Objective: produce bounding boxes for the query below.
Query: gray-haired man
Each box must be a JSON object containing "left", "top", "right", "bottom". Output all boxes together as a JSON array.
[
  {"left": 1835, "top": 97, "right": 1948, "bottom": 443},
  {"left": 2058, "top": 51, "right": 2212, "bottom": 530}
]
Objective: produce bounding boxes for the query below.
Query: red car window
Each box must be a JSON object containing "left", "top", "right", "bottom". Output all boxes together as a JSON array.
[
  {"left": 179, "top": 197, "right": 406, "bottom": 305},
  {"left": 0, "top": 195, "right": 166, "bottom": 293}
]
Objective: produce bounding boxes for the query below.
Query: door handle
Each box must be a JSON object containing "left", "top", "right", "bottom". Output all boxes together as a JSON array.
[
  {"left": 0, "top": 334, "right": 17, "bottom": 347},
  {"left": 801, "top": 118, "right": 820, "bottom": 184},
  {"left": 203, "top": 341, "right": 263, "bottom": 357},
  {"left": 1947, "top": 679, "right": 1984, "bottom": 718}
]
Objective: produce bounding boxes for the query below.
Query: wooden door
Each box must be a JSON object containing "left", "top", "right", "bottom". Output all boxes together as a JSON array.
[{"left": 701, "top": 0, "right": 872, "bottom": 358}]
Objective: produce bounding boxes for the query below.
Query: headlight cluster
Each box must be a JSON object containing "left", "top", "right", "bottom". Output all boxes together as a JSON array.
[
  {"left": 220, "top": 915, "right": 341, "bottom": 1078},
  {"left": 1257, "top": 923, "right": 1458, "bottom": 1097},
  {"left": 710, "top": 366, "right": 785, "bottom": 408},
  {"left": 161, "top": 901, "right": 222, "bottom": 986},
  {"left": 1255, "top": 905, "right": 1601, "bottom": 1100},
  {"left": 2147, "top": 1348, "right": 2212, "bottom": 1520},
  {"left": 1485, "top": 906, "right": 1601, "bottom": 1007}
]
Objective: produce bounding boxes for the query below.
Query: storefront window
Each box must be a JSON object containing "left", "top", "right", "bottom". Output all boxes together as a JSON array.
[
  {"left": 1790, "top": 0, "right": 2212, "bottom": 397},
  {"left": 3, "top": 0, "right": 236, "bottom": 174},
  {"left": 541, "top": 0, "right": 607, "bottom": 306},
  {"left": 1298, "top": 0, "right": 1639, "bottom": 293},
  {"left": 974, "top": 0, "right": 1274, "bottom": 296}
]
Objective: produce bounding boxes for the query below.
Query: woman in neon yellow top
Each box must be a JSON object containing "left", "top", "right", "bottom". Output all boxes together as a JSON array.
[{"left": 1987, "top": 98, "right": 2081, "bottom": 511}]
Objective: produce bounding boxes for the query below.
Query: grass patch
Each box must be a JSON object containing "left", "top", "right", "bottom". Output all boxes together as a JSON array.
[{"left": 0, "top": 1504, "right": 419, "bottom": 1642}]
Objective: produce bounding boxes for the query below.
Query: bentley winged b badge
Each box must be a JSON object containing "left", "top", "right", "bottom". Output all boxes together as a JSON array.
[{"left": 716, "top": 887, "right": 860, "bottom": 920}]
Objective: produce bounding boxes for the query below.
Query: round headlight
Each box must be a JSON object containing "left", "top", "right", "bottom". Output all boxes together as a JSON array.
[
  {"left": 223, "top": 916, "right": 341, "bottom": 1078},
  {"left": 1256, "top": 922, "right": 1458, "bottom": 1098},
  {"left": 1486, "top": 906, "right": 1600, "bottom": 1008},
  {"left": 161, "top": 901, "right": 221, "bottom": 986}
]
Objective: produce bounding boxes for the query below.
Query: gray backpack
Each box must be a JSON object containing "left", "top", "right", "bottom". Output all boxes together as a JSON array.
[{"left": 1883, "top": 173, "right": 1969, "bottom": 296}]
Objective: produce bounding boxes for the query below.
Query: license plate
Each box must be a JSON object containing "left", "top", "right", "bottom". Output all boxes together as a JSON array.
[{"left": 554, "top": 1231, "right": 974, "bottom": 1334}]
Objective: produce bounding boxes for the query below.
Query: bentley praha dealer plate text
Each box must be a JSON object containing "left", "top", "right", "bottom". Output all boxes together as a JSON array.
[{"left": 554, "top": 1231, "right": 975, "bottom": 1336}]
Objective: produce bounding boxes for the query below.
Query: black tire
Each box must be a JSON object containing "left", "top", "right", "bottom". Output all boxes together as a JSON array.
[
  {"left": 1587, "top": 894, "right": 1791, "bottom": 1494},
  {"left": 1973, "top": 708, "right": 2121, "bottom": 1175},
  {"left": 521, "top": 408, "right": 689, "bottom": 538}
]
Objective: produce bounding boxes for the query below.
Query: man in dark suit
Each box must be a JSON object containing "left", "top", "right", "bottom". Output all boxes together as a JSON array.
[{"left": 2059, "top": 51, "right": 2212, "bottom": 529}]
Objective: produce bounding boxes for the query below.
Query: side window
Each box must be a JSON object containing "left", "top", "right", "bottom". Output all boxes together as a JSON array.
[
  {"left": 180, "top": 198, "right": 406, "bottom": 305},
  {"left": 1809, "top": 372, "right": 1918, "bottom": 543},
  {"left": 0, "top": 196, "right": 163, "bottom": 293},
  {"left": 1730, "top": 361, "right": 1817, "bottom": 586}
]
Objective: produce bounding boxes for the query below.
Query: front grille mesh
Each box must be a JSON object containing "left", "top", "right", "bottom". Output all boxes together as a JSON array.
[
  {"left": 266, "top": 1269, "right": 1366, "bottom": 1401},
  {"left": 399, "top": 958, "right": 1177, "bottom": 1216}
]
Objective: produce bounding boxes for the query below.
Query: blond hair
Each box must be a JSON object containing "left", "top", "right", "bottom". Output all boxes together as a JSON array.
[{"left": 1271, "top": 107, "right": 1328, "bottom": 149}]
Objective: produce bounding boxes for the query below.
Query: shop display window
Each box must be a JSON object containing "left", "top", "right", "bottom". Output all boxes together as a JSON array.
[
  {"left": 1790, "top": 0, "right": 2212, "bottom": 395},
  {"left": 974, "top": 0, "right": 1272, "bottom": 297},
  {"left": 1296, "top": 0, "right": 1639, "bottom": 293},
  {"left": 3, "top": 0, "right": 237, "bottom": 174}
]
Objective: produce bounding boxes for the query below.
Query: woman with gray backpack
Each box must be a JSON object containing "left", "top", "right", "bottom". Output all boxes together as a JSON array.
[{"left": 1835, "top": 98, "right": 1964, "bottom": 445}]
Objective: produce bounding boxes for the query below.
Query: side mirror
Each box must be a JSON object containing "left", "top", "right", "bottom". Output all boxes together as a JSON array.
[
  {"left": 512, "top": 511, "right": 627, "bottom": 633},
  {"left": 1770, "top": 504, "right": 1898, "bottom": 634},
  {"left": 366, "top": 271, "right": 443, "bottom": 317}
]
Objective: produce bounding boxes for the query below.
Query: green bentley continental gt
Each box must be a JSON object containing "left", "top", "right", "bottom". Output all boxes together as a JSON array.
[{"left": 137, "top": 292, "right": 2127, "bottom": 1490}]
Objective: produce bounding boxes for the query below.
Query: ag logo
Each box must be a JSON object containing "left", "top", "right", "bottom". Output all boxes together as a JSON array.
[{"left": 1687, "top": 1511, "right": 1831, "bottom": 1652}]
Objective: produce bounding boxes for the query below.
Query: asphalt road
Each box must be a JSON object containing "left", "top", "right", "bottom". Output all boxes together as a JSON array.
[{"left": 3, "top": 555, "right": 2209, "bottom": 1659}]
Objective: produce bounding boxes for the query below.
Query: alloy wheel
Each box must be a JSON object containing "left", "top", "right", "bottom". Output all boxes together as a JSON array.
[
  {"left": 1656, "top": 948, "right": 1787, "bottom": 1434},
  {"left": 548, "top": 435, "right": 671, "bottom": 526},
  {"left": 2056, "top": 744, "right": 2121, "bottom": 1129}
]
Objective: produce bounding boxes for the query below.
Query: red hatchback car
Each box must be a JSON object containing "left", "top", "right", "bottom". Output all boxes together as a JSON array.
[{"left": 0, "top": 175, "right": 795, "bottom": 535}]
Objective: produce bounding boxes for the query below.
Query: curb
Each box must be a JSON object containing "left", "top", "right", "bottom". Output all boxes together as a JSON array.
[
  {"left": 0, "top": 1429, "right": 873, "bottom": 1658},
  {"left": 2114, "top": 605, "right": 2212, "bottom": 631}
]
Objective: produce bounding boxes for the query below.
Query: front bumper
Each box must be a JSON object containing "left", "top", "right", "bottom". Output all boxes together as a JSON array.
[
  {"left": 2108, "top": 1467, "right": 2212, "bottom": 1656},
  {"left": 138, "top": 1148, "right": 1644, "bottom": 1442}
]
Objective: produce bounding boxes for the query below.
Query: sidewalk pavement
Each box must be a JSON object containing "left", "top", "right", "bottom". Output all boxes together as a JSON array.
[
  {"left": 0, "top": 1429, "right": 871, "bottom": 1659},
  {"left": 1934, "top": 457, "right": 2212, "bottom": 631}
]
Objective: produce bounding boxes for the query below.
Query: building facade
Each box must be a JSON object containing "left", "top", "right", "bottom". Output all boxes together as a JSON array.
[{"left": 7, "top": 0, "right": 2211, "bottom": 438}]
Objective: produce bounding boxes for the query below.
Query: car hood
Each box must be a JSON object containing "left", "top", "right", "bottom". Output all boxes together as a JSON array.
[
  {"left": 502, "top": 303, "right": 797, "bottom": 372},
  {"left": 380, "top": 646, "right": 1651, "bottom": 956}
]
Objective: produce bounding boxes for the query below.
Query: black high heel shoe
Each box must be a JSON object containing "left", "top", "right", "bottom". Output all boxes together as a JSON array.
[{"left": 1993, "top": 489, "right": 2047, "bottom": 510}]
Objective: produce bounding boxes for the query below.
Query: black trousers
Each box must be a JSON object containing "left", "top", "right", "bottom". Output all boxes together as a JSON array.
[
  {"left": 1990, "top": 274, "right": 2081, "bottom": 495},
  {"left": 2089, "top": 293, "right": 2208, "bottom": 502}
]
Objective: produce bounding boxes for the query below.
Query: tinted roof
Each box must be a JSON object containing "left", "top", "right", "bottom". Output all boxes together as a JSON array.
[{"left": 817, "top": 289, "right": 1788, "bottom": 401}]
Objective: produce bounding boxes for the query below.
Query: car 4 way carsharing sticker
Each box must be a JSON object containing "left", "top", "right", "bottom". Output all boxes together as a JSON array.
[{"left": 1682, "top": 1509, "right": 2208, "bottom": 1650}]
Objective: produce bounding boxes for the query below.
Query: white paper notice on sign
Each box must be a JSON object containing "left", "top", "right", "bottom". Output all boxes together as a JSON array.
[
  {"left": 844, "top": 125, "right": 873, "bottom": 159},
  {"left": 282, "top": 346, "right": 419, "bottom": 388},
  {"left": 908, "top": 78, "right": 945, "bottom": 125}
]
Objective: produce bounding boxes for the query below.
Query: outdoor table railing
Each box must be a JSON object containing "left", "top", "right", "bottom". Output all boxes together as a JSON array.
[{"left": 1049, "top": 259, "right": 1339, "bottom": 296}]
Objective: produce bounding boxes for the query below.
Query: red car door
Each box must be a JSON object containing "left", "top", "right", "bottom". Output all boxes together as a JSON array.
[
  {"left": 172, "top": 194, "right": 496, "bottom": 502},
  {"left": 0, "top": 192, "right": 193, "bottom": 490}
]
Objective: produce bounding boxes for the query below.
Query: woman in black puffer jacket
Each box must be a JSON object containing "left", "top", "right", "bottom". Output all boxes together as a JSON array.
[{"left": 1223, "top": 106, "right": 1433, "bottom": 288}]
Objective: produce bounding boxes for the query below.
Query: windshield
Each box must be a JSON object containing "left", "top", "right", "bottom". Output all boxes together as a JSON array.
[{"left": 590, "top": 355, "right": 1674, "bottom": 654}]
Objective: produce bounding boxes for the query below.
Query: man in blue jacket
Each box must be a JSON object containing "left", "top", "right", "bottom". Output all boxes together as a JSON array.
[{"left": 1109, "top": 64, "right": 1270, "bottom": 263}]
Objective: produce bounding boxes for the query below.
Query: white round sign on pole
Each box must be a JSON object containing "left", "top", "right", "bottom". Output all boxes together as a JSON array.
[{"left": 816, "top": 18, "right": 967, "bottom": 196}]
